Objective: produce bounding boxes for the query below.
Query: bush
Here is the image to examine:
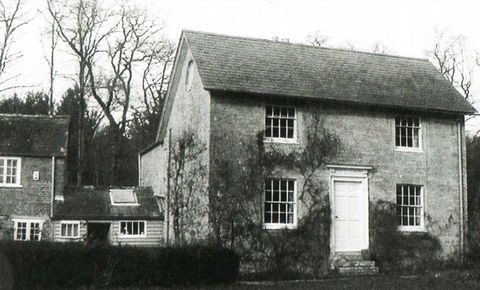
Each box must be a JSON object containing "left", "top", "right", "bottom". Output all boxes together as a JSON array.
[
  {"left": 369, "top": 200, "right": 441, "bottom": 273},
  {"left": 0, "top": 241, "right": 239, "bottom": 289}
]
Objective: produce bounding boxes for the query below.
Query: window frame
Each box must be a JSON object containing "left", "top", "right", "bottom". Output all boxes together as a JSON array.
[
  {"left": 394, "top": 116, "right": 423, "bottom": 152},
  {"left": 0, "top": 157, "right": 22, "bottom": 187},
  {"left": 264, "top": 105, "right": 298, "bottom": 144},
  {"left": 263, "top": 178, "right": 297, "bottom": 230},
  {"left": 119, "top": 220, "right": 147, "bottom": 238},
  {"left": 13, "top": 219, "right": 43, "bottom": 241},
  {"left": 396, "top": 184, "right": 425, "bottom": 232},
  {"left": 60, "top": 221, "right": 81, "bottom": 239}
]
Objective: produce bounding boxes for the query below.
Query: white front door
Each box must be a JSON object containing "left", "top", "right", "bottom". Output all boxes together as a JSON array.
[{"left": 333, "top": 178, "right": 368, "bottom": 252}]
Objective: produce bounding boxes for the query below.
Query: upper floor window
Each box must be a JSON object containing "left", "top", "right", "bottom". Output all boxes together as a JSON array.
[
  {"left": 395, "top": 116, "right": 421, "bottom": 149},
  {"left": 265, "top": 106, "right": 296, "bottom": 142},
  {"left": 14, "top": 219, "right": 43, "bottom": 241},
  {"left": 0, "top": 157, "right": 21, "bottom": 186},
  {"left": 185, "top": 60, "right": 194, "bottom": 91},
  {"left": 396, "top": 184, "right": 424, "bottom": 231},
  {"left": 264, "top": 178, "right": 296, "bottom": 229}
]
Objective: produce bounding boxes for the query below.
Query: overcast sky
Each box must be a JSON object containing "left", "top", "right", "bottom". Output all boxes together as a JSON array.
[{"left": 4, "top": 0, "right": 480, "bottom": 131}]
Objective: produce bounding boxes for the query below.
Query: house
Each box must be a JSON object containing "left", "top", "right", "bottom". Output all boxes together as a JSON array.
[
  {"left": 139, "top": 30, "right": 475, "bottom": 268},
  {"left": 0, "top": 114, "right": 163, "bottom": 246},
  {"left": 0, "top": 114, "right": 69, "bottom": 241},
  {"left": 52, "top": 187, "right": 163, "bottom": 246}
]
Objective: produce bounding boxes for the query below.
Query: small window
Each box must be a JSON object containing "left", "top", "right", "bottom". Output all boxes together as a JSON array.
[
  {"left": 264, "top": 178, "right": 296, "bottom": 229},
  {"left": 395, "top": 116, "right": 421, "bottom": 149},
  {"left": 185, "top": 60, "right": 194, "bottom": 90},
  {"left": 265, "top": 106, "right": 296, "bottom": 141},
  {"left": 120, "top": 221, "right": 146, "bottom": 237},
  {"left": 0, "top": 157, "right": 21, "bottom": 186},
  {"left": 14, "top": 220, "right": 43, "bottom": 241},
  {"left": 60, "top": 222, "right": 80, "bottom": 238},
  {"left": 110, "top": 189, "right": 138, "bottom": 206},
  {"left": 396, "top": 184, "right": 424, "bottom": 231}
]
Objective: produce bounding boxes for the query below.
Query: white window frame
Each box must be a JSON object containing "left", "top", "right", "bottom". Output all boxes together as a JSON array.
[
  {"left": 396, "top": 184, "right": 425, "bottom": 232},
  {"left": 119, "top": 220, "right": 147, "bottom": 238},
  {"left": 13, "top": 219, "right": 43, "bottom": 241},
  {"left": 263, "top": 178, "right": 297, "bottom": 230},
  {"left": 109, "top": 189, "right": 139, "bottom": 206},
  {"left": 394, "top": 116, "right": 422, "bottom": 152},
  {"left": 0, "top": 157, "right": 22, "bottom": 187},
  {"left": 60, "top": 221, "right": 81, "bottom": 238},
  {"left": 264, "top": 105, "right": 297, "bottom": 144}
]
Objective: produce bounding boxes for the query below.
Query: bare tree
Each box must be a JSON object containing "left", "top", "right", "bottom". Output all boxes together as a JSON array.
[
  {"left": 430, "top": 30, "right": 474, "bottom": 103},
  {"left": 0, "top": 0, "right": 28, "bottom": 92},
  {"left": 47, "top": 0, "right": 113, "bottom": 184},
  {"left": 48, "top": 0, "right": 172, "bottom": 184},
  {"left": 307, "top": 31, "right": 329, "bottom": 48}
]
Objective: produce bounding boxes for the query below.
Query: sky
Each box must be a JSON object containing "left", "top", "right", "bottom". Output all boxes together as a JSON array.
[{"left": 3, "top": 0, "right": 480, "bottom": 131}]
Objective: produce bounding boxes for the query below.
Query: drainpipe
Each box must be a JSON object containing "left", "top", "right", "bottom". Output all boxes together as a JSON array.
[
  {"left": 166, "top": 129, "right": 172, "bottom": 245},
  {"left": 138, "top": 153, "right": 142, "bottom": 186},
  {"left": 457, "top": 119, "right": 465, "bottom": 262},
  {"left": 50, "top": 156, "right": 56, "bottom": 218}
]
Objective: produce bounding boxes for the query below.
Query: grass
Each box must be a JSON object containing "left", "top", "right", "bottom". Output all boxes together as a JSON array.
[{"left": 110, "top": 270, "right": 480, "bottom": 290}]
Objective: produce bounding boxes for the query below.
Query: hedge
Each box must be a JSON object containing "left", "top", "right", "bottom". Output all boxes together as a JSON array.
[{"left": 0, "top": 241, "right": 239, "bottom": 289}]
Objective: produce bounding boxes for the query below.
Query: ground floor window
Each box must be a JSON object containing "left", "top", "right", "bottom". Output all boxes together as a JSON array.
[
  {"left": 264, "top": 178, "right": 296, "bottom": 229},
  {"left": 120, "top": 221, "right": 146, "bottom": 237},
  {"left": 14, "top": 219, "right": 43, "bottom": 241},
  {"left": 396, "top": 184, "right": 424, "bottom": 230},
  {"left": 60, "top": 222, "right": 80, "bottom": 238}
]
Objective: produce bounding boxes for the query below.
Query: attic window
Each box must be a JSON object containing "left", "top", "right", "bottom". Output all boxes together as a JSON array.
[
  {"left": 109, "top": 189, "right": 138, "bottom": 206},
  {"left": 185, "top": 60, "right": 194, "bottom": 91}
]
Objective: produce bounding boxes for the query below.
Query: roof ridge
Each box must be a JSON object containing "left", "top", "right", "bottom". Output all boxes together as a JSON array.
[
  {"left": 182, "top": 29, "right": 430, "bottom": 62},
  {"left": 0, "top": 113, "right": 69, "bottom": 118}
]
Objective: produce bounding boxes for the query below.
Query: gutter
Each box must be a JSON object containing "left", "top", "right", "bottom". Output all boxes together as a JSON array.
[{"left": 457, "top": 119, "right": 465, "bottom": 261}]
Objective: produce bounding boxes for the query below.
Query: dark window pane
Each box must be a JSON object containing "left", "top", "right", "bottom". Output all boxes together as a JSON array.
[
  {"left": 273, "top": 107, "right": 280, "bottom": 116},
  {"left": 266, "top": 106, "right": 272, "bottom": 116},
  {"left": 281, "top": 107, "right": 288, "bottom": 117}
]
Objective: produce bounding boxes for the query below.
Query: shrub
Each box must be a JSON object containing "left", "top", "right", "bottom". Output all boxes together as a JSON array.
[
  {"left": 0, "top": 241, "right": 239, "bottom": 289},
  {"left": 369, "top": 200, "right": 441, "bottom": 273}
]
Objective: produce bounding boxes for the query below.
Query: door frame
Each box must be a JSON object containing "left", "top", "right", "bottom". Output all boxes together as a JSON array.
[{"left": 327, "top": 165, "right": 371, "bottom": 256}]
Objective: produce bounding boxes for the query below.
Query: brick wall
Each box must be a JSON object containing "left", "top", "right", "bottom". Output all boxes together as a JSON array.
[
  {"left": 0, "top": 156, "right": 66, "bottom": 240},
  {"left": 209, "top": 93, "right": 466, "bottom": 258}
]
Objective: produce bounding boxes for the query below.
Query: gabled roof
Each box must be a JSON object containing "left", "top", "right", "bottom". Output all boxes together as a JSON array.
[
  {"left": 0, "top": 114, "right": 69, "bottom": 157},
  {"left": 183, "top": 30, "right": 475, "bottom": 114},
  {"left": 52, "top": 187, "right": 163, "bottom": 220}
]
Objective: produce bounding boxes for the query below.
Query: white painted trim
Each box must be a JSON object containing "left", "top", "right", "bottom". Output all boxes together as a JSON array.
[
  {"left": 0, "top": 157, "right": 22, "bottom": 187},
  {"left": 109, "top": 189, "right": 139, "bottom": 206},
  {"left": 59, "top": 221, "right": 81, "bottom": 238},
  {"left": 327, "top": 165, "right": 372, "bottom": 171},
  {"left": 12, "top": 218, "right": 44, "bottom": 241},
  {"left": 118, "top": 220, "right": 147, "bottom": 238},
  {"left": 329, "top": 167, "right": 370, "bottom": 255},
  {"left": 263, "top": 105, "right": 297, "bottom": 144},
  {"left": 263, "top": 178, "right": 297, "bottom": 230},
  {"left": 393, "top": 116, "right": 424, "bottom": 152},
  {"left": 396, "top": 184, "right": 425, "bottom": 232}
]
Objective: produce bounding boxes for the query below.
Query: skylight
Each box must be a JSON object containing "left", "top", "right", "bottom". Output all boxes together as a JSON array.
[{"left": 109, "top": 189, "right": 138, "bottom": 206}]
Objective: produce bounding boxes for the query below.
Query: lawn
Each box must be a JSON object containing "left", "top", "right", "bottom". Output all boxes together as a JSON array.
[{"left": 139, "top": 271, "right": 480, "bottom": 290}]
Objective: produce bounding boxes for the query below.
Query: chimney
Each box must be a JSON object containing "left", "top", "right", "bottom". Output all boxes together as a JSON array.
[
  {"left": 272, "top": 36, "right": 279, "bottom": 42},
  {"left": 281, "top": 38, "right": 290, "bottom": 43}
]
